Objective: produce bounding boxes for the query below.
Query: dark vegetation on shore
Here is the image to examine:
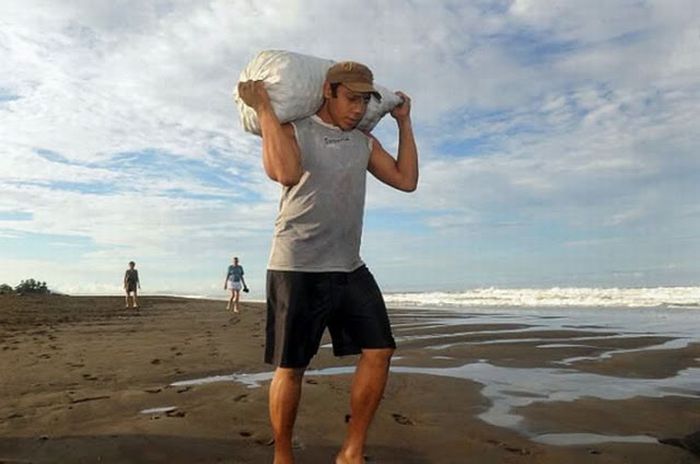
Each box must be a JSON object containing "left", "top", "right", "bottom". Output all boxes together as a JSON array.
[{"left": 0, "top": 278, "right": 51, "bottom": 295}]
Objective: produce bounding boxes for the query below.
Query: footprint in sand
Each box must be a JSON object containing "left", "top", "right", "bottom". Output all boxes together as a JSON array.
[
  {"left": 256, "top": 438, "right": 275, "bottom": 447},
  {"left": 38, "top": 353, "right": 51, "bottom": 359},
  {"left": 391, "top": 413, "right": 415, "bottom": 426},
  {"left": 234, "top": 394, "right": 248, "bottom": 402},
  {"left": 256, "top": 438, "right": 304, "bottom": 449},
  {"left": 239, "top": 431, "right": 253, "bottom": 437},
  {"left": 151, "top": 358, "right": 161, "bottom": 365},
  {"left": 70, "top": 395, "right": 110, "bottom": 404},
  {"left": 144, "top": 388, "right": 162, "bottom": 394},
  {"left": 486, "top": 439, "right": 532, "bottom": 456}
]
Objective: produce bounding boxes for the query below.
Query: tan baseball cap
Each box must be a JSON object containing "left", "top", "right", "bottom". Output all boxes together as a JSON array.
[{"left": 326, "top": 61, "right": 381, "bottom": 100}]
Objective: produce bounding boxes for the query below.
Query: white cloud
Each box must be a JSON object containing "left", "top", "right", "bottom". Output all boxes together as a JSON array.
[{"left": 1, "top": 0, "right": 699, "bottom": 291}]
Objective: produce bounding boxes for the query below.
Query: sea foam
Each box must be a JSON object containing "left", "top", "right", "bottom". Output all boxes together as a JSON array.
[{"left": 383, "top": 286, "right": 700, "bottom": 308}]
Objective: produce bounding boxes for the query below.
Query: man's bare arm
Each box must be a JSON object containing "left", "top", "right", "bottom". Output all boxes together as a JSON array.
[
  {"left": 368, "top": 92, "right": 418, "bottom": 192},
  {"left": 238, "top": 81, "right": 302, "bottom": 186}
]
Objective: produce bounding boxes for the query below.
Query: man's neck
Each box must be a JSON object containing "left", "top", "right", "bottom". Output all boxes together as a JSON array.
[{"left": 315, "top": 103, "right": 340, "bottom": 128}]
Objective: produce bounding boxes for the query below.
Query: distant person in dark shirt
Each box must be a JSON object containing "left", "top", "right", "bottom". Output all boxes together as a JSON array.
[
  {"left": 224, "top": 256, "right": 248, "bottom": 313},
  {"left": 123, "top": 261, "right": 140, "bottom": 309}
]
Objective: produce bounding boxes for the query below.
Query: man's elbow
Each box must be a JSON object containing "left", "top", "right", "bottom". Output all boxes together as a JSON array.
[
  {"left": 266, "top": 168, "right": 302, "bottom": 187},
  {"left": 399, "top": 175, "right": 418, "bottom": 192},
  {"left": 276, "top": 171, "right": 303, "bottom": 187},
  {"left": 279, "top": 177, "right": 300, "bottom": 187},
  {"left": 399, "top": 183, "right": 417, "bottom": 193}
]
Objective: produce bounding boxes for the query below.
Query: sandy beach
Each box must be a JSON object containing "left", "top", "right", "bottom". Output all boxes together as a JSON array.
[{"left": 0, "top": 295, "right": 698, "bottom": 463}]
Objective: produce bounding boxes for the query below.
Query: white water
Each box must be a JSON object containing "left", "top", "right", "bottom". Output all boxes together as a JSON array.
[{"left": 384, "top": 286, "right": 700, "bottom": 308}]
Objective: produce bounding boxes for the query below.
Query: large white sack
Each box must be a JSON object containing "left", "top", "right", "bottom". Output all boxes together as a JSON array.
[{"left": 234, "top": 50, "right": 402, "bottom": 135}]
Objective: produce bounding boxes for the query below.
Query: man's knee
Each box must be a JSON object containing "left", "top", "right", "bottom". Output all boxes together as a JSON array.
[
  {"left": 361, "top": 348, "right": 394, "bottom": 366},
  {"left": 273, "top": 367, "right": 306, "bottom": 383}
]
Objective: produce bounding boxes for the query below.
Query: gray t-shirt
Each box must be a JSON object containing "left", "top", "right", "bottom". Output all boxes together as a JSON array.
[
  {"left": 267, "top": 115, "right": 372, "bottom": 272},
  {"left": 227, "top": 265, "right": 244, "bottom": 282}
]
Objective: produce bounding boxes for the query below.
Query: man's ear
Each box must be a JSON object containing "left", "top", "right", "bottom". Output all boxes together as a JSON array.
[{"left": 322, "top": 81, "right": 332, "bottom": 99}]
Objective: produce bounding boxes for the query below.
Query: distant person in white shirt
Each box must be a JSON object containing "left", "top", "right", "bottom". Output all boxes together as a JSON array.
[
  {"left": 123, "top": 261, "right": 140, "bottom": 309},
  {"left": 224, "top": 256, "right": 248, "bottom": 313}
]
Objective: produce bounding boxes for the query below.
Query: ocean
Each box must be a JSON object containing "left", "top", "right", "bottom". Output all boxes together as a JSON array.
[{"left": 383, "top": 286, "right": 700, "bottom": 309}]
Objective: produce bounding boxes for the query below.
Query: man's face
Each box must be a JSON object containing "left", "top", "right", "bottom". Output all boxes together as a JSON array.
[{"left": 326, "top": 83, "right": 371, "bottom": 131}]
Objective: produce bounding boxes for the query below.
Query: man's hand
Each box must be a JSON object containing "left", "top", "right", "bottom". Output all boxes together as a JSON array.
[
  {"left": 390, "top": 91, "right": 411, "bottom": 122},
  {"left": 238, "top": 80, "right": 272, "bottom": 113}
]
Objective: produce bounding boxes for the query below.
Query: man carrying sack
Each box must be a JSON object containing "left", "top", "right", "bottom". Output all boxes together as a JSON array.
[{"left": 238, "top": 60, "right": 419, "bottom": 464}]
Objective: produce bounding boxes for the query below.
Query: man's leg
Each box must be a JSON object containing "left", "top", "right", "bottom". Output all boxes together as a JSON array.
[
  {"left": 124, "top": 291, "right": 129, "bottom": 308},
  {"left": 132, "top": 290, "right": 139, "bottom": 309},
  {"left": 270, "top": 367, "right": 305, "bottom": 464},
  {"left": 336, "top": 348, "right": 394, "bottom": 464},
  {"left": 227, "top": 290, "right": 234, "bottom": 310},
  {"left": 233, "top": 289, "right": 241, "bottom": 312}
]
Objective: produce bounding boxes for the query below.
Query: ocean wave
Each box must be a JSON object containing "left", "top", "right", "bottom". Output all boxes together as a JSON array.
[{"left": 383, "top": 287, "right": 700, "bottom": 308}]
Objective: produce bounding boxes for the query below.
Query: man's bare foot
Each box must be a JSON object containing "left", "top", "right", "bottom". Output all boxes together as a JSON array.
[
  {"left": 273, "top": 448, "right": 295, "bottom": 464},
  {"left": 335, "top": 450, "right": 365, "bottom": 464}
]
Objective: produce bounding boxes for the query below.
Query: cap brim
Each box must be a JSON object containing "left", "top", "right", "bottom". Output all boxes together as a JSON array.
[{"left": 343, "top": 82, "right": 382, "bottom": 101}]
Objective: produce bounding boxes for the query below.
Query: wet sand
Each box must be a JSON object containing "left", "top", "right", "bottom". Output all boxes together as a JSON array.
[{"left": 0, "top": 295, "right": 698, "bottom": 463}]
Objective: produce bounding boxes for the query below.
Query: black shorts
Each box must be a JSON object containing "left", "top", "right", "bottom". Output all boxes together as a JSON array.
[{"left": 265, "top": 265, "right": 395, "bottom": 368}]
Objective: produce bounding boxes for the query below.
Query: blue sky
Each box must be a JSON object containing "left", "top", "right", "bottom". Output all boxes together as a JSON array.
[{"left": 1, "top": 0, "right": 699, "bottom": 297}]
